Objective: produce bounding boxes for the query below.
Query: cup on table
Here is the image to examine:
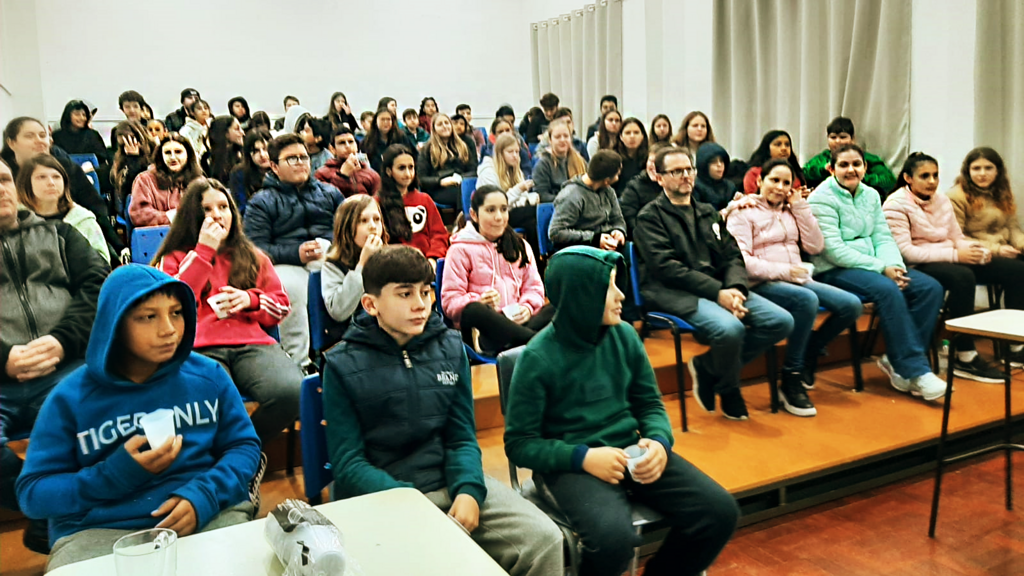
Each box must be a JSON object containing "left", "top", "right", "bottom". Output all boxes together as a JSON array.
[
  {"left": 502, "top": 303, "right": 522, "bottom": 320},
  {"left": 207, "top": 292, "right": 232, "bottom": 319},
  {"left": 139, "top": 409, "right": 175, "bottom": 449},
  {"left": 623, "top": 444, "right": 650, "bottom": 481},
  {"left": 113, "top": 528, "right": 177, "bottom": 576}
]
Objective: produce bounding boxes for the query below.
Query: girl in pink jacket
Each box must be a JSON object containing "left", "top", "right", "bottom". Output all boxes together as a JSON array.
[
  {"left": 441, "top": 185, "right": 553, "bottom": 353},
  {"left": 726, "top": 159, "right": 862, "bottom": 417},
  {"left": 130, "top": 133, "right": 202, "bottom": 226},
  {"left": 881, "top": 152, "right": 1008, "bottom": 383}
]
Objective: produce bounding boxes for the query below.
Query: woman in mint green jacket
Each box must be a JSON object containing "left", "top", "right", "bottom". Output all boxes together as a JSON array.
[{"left": 808, "top": 144, "right": 946, "bottom": 403}]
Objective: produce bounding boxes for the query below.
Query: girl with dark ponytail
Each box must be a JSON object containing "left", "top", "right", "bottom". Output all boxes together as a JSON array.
[
  {"left": 440, "top": 185, "right": 554, "bottom": 353},
  {"left": 376, "top": 143, "right": 448, "bottom": 267}
]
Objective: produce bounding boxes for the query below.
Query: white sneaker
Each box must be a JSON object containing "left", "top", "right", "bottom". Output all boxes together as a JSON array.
[
  {"left": 910, "top": 372, "right": 947, "bottom": 402},
  {"left": 876, "top": 355, "right": 910, "bottom": 393}
]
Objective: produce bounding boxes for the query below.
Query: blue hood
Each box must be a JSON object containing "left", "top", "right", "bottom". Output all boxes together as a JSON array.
[{"left": 85, "top": 264, "right": 197, "bottom": 385}]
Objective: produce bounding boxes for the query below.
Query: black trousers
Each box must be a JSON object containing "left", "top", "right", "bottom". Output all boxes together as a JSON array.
[
  {"left": 427, "top": 185, "right": 461, "bottom": 210},
  {"left": 916, "top": 257, "right": 1024, "bottom": 350},
  {"left": 536, "top": 452, "right": 739, "bottom": 576},
  {"left": 460, "top": 302, "right": 555, "bottom": 352}
]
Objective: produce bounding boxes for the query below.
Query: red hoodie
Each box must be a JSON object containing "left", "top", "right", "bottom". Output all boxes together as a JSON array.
[
  {"left": 157, "top": 243, "right": 291, "bottom": 348},
  {"left": 379, "top": 190, "right": 449, "bottom": 259},
  {"left": 314, "top": 157, "right": 381, "bottom": 198}
]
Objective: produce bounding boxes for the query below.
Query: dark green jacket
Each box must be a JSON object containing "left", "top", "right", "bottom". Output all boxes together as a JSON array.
[{"left": 503, "top": 247, "right": 672, "bottom": 473}]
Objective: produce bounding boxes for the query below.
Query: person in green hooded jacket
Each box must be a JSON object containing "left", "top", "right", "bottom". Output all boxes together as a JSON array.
[
  {"left": 803, "top": 116, "right": 896, "bottom": 194},
  {"left": 504, "top": 246, "right": 739, "bottom": 576}
]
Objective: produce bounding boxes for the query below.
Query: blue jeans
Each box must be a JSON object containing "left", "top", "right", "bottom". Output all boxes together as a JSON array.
[
  {"left": 753, "top": 280, "right": 863, "bottom": 373},
  {"left": 817, "top": 267, "right": 943, "bottom": 379},
  {"left": 682, "top": 292, "right": 794, "bottom": 394}
]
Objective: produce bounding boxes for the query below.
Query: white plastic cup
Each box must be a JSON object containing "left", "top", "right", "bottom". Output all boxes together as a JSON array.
[
  {"left": 207, "top": 292, "right": 231, "bottom": 319},
  {"left": 113, "top": 528, "right": 177, "bottom": 576},
  {"left": 624, "top": 444, "right": 649, "bottom": 480},
  {"left": 139, "top": 409, "right": 175, "bottom": 449},
  {"left": 502, "top": 303, "right": 522, "bottom": 320},
  {"left": 799, "top": 262, "right": 815, "bottom": 276}
]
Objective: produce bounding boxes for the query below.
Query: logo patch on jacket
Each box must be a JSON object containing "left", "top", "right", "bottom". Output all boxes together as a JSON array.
[
  {"left": 406, "top": 205, "right": 428, "bottom": 233},
  {"left": 436, "top": 371, "right": 459, "bottom": 386}
]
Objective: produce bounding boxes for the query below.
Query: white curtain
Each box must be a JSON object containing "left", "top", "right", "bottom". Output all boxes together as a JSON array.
[
  {"left": 975, "top": 0, "right": 1024, "bottom": 211},
  {"left": 531, "top": 0, "right": 623, "bottom": 128},
  {"left": 712, "top": 0, "right": 911, "bottom": 172}
]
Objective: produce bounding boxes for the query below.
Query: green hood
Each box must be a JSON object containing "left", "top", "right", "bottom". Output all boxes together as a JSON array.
[{"left": 545, "top": 246, "right": 625, "bottom": 347}]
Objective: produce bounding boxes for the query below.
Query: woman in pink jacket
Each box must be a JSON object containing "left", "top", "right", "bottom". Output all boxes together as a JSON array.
[
  {"left": 881, "top": 152, "right": 1008, "bottom": 383},
  {"left": 726, "top": 159, "right": 862, "bottom": 416},
  {"left": 129, "top": 133, "right": 202, "bottom": 226},
  {"left": 441, "top": 185, "right": 553, "bottom": 353}
]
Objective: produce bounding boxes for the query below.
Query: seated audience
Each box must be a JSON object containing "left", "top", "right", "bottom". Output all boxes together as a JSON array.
[
  {"left": 117, "top": 90, "right": 147, "bottom": 125},
  {"left": 357, "top": 111, "right": 374, "bottom": 136},
  {"left": 621, "top": 142, "right": 673, "bottom": 237},
  {"left": 549, "top": 150, "right": 626, "bottom": 253},
  {"left": 377, "top": 144, "right": 448, "bottom": 265},
  {"left": 229, "top": 128, "right": 271, "bottom": 215},
  {"left": 526, "top": 93, "right": 560, "bottom": 144},
  {"left": 51, "top": 100, "right": 107, "bottom": 161},
  {"left": 634, "top": 147, "right": 794, "bottom": 420},
  {"left": 273, "top": 95, "right": 300, "bottom": 131},
  {"left": 244, "top": 133, "right": 343, "bottom": 369},
  {"left": 179, "top": 98, "right": 212, "bottom": 160},
  {"left": 155, "top": 178, "right": 300, "bottom": 446},
  {"left": 419, "top": 97, "right": 438, "bottom": 134},
  {"left": 476, "top": 133, "right": 539, "bottom": 241},
  {"left": 726, "top": 159, "right": 863, "bottom": 415},
  {"left": 586, "top": 94, "right": 618, "bottom": 141},
  {"left": 613, "top": 117, "right": 649, "bottom": 195},
  {"left": 228, "top": 96, "right": 251, "bottom": 129},
  {"left": 694, "top": 142, "right": 737, "bottom": 211},
  {"left": 110, "top": 120, "right": 152, "bottom": 214},
  {"left": 402, "top": 108, "right": 430, "bottom": 145},
  {"left": 482, "top": 117, "right": 534, "bottom": 178},
  {"left": 17, "top": 264, "right": 259, "bottom": 570},
  {"left": 0, "top": 157, "right": 108, "bottom": 553},
  {"left": 587, "top": 109, "right": 623, "bottom": 159},
  {"left": 322, "top": 195, "right": 388, "bottom": 342},
  {"left": 141, "top": 102, "right": 154, "bottom": 122},
  {"left": 249, "top": 111, "right": 272, "bottom": 133},
  {"left": 442, "top": 185, "right": 553, "bottom": 353},
  {"left": 378, "top": 96, "right": 399, "bottom": 118},
  {"left": 360, "top": 108, "right": 415, "bottom": 174},
  {"left": 535, "top": 107, "right": 589, "bottom": 161},
  {"left": 533, "top": 119, "right": 587, "bottom": 203},
  {"left": 520, "top": 107, "right": 543, "bottom": 139},
  {"left": 164, "top": 88, "right": 200, "bottom": 133},
  {"left": 456, "top": 103, "right": 485, "bottom": 155},
  {"left": 17, "top": 154, "right": 108, "bottom": 260},
  {"left": 417, "top": 114, "right": 478, "bottom": 209},
  {"left": 809, "top": 144, "right": 945, "bottom": 401},
  {"left": 650, "top": 114, "right": 673, "bottom": 145},
  {"left": 323, "top": 246, "right": 562, "bottom": 576},
  {"left": 316, "top": 127, "right": 381, "bottom": 197},
  {"left": 145, "top": 119, "right": 167, "bottom": 145},
  {"left": 503, "top": 245, "right": 739, "bottom": 576},
  {"left": 744, "top": 130, "right": 806, "bottom": 195},
  {"left": 803, "top": 116, "right": 896, "bottom": 192},
  {"left": 882, "top": 152, "right": 1008, "bottom": 382},
  {"left": 671, "top": 110, "right": 714, "bottom": 156},
  {"left": 326, "top": 91, "right": 359, "bottom": 133},
  {"left": 283, "top": 105, "right": 333, "bottom": 172},
  {"left": 205, "top": 116, "right": 244, "bottom": 183},
  {"left": 130, "top": 133, "right": 202, "bottom": 227}
]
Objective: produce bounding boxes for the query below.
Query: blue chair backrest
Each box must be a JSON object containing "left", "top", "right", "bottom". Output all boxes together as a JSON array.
[
  {"left": 68, "top": 154, "right": 99, "bottom": 169},
  {"left": 299, "top": 374, "right": 333, "bottom": 500},
  {"left": 528, "top": 143, "right": 538, "bottom": 156},
  {"left": 131, "top": 226, "right": 169, "bottom": 264},
  {"left": 536, "top": 203, "right": 555, "bottom": 256},
  {"left": 434, "top": 258, "right": 448, "bottom": 324},
  {"left": 307, "top": 270, "right": 332, "bottom": 354},
  {"left": 476, "top": 127, "right": 488, "bottom": 142},
  {"left": 461, "top": 177, "right": 478, "bottom": 220},
  {"left": 627, "top": 242, "right": 646, "bottom": 310}
]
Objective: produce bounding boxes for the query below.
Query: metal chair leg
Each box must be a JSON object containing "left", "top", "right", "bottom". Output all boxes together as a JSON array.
[
  {"left": 766, "top": 348, "right": 779, "bottom": 414},
  {"left": 630, "top": 525, "right": 643, "bottom": 576},
  {"left": 285, "top": 421, "right": 297, "bottom": 476},
  {"left": 929, "top": 338, "right": 959, "bottom": 536},
  {"left": 848, "top": 322, "right": 864, "bottom": 392},
  {"left": 673, "top": 329, "right": 688, "bottom": 432}
]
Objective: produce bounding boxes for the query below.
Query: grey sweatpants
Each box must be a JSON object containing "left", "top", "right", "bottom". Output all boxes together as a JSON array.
[
  {"left": 274, "top": 263, "right": 313, "bottom": 368},
  {"left": 45, "top": 501, "right": 254, "bottom": 573},
  {"left": 424, "top": 475, "right": 564, "bottom": 576}
]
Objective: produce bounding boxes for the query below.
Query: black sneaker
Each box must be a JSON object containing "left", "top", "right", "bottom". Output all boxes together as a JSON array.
[
  {"left": 689, "top": 356, "right": 715, "bottom": 413},
  {"left": 719, "top": 389, "right": 749, "bottom": 421},
  {"left": 22, "top": 518, "right": 50, "bottom": 555},
  {"left": 952, "top": 355, "right": 1006, "bottom": 384},
  {"left": 779, "top": 372, "right": 817, "bottom": 417},
  {"left": 249, "top": 451, "right": 268, "bottom": 512}
]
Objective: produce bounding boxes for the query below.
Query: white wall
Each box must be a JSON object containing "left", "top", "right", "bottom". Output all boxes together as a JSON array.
[{"left": 1, "top": 0, "right": 45, "bottom": 123}]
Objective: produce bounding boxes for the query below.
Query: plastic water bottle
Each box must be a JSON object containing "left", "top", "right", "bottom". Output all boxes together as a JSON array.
[
  {"left": 265, "top": 499, "right": 346, "bottom": 576},
  {"left": 938, "top": 339, "right": 949, "bottom": 372}
]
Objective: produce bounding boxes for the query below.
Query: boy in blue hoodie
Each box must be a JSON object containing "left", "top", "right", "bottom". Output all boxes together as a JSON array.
[
  {"left": 504, "top": 247, "right": 739, "bottom": 576},
  {"left": 323, "top": 245, "right": 563, "bottom": 576},
  {"left": 17, "top": 265, "right": 261, "bottom": 571}
]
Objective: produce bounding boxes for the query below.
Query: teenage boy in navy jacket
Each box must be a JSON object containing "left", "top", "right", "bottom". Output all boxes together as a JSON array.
[
  {"left": 17, "top": 265, "right": 261, "bottom": 571},
  {"left": 323, "top": 245, "right": 562, "bottom": 576}
]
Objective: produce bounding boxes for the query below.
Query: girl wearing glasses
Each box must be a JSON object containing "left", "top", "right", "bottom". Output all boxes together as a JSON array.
[{"left": 130, "top": 133, "right": 202, "bottom": 227}]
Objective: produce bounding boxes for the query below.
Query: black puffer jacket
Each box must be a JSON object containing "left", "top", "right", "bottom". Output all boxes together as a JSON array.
[
  {"left": 243, "top": 173, "right": 343, "bottom": 266},
  {"left": 620, "top": 172, "right": 662, "bottom": 238}
]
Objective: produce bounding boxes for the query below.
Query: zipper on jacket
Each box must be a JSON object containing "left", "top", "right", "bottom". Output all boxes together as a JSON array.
[
  {"left": 402, "top": 350, "right": 413, "bottom": 368},
  {"left": 1, "top": 237, "right": 41, "bottom": 339}
]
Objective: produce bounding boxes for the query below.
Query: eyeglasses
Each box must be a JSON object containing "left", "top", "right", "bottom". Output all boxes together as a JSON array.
[
  {"left": 661, "top": 168, "right": 695, "bottom": 178},
  {"left": 279, "top": 155, "right": 311, "bottom": 166}
]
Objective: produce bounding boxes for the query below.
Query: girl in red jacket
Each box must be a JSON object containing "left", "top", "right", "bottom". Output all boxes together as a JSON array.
[
  {"left": 377, "top": 143, "right": 448, "bottom": 268},
  {"left": 154, "top": 178, "right": 301, "bottom": 449}
]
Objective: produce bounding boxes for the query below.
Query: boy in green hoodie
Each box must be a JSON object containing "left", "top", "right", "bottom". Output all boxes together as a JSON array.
[
  {"left": 504, "top": 246, "right": 739, "bottom": 576},
  {"left": 803, "top": 116, "right": 896, "bottom": 193}
]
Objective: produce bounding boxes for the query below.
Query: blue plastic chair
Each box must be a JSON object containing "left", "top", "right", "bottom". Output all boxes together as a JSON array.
[
  {"left": 307, "top": 270, "right": 346, "bottom": 369},
  {"left": 68, "top": 154, "right": 102, "bottom": 193},
  {"left": 528, "top": 143, "right": 538, "bottom": 156},
  {"left": 536, "top": 203, "right": 555, "bottom": 257},
  {"left": 461, "top": 177, "right": 478, "bottom": 220},
  {"left": 130, "top": 226, "right": 169, "bottom": 264},
  {"left": 476, "top": 126, "right": 488, "bottom": 142},
  {"left": 434, "top": 258, "right": 497, "bottom": 365},
  {"left": 299, "top": 374, "right": 332, "bottom": 505}
]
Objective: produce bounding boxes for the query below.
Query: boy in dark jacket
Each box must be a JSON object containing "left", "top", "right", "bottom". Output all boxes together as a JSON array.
[
  {"left": 164, "top": 88, "right": 199, "bottom": 133},
  {"left": 548, "top": 150, "right": 626, "bottom": 252},
  {"left": 16, "top": 265, "right": 260, "bottom": 571},
  {"left": 634, "top": 147, "right": 793, "bottom": 420},
  {"left": 504, "top": 246, "right": 739, "bottom": 576},
  {"left": 323, "top": 246, "right": 562, "bottom": 576}
]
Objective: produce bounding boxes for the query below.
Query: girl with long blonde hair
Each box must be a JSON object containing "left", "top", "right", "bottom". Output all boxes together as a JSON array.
[{"left": 416, "top": 113, "right": 478, "bottom": 210}]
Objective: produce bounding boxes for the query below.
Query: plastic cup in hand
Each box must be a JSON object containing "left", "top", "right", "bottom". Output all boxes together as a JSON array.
[
  {"left": 207, "top": 292, "right": 231, "bottom": 319},
  {"left": 139, "top": 409, "right": 175, "bottom": 449},
  {"left": 502, "top": 303, "right": 522, "bottom": 320},
  {"left": 799, "top": 262, "right": 814, "bottom": 276},
  {"left": 113, "top": 528, "right": 177, "bottom": 576},
  {"left": 624, "top": 444, "right": 649, "bottom": 481}
]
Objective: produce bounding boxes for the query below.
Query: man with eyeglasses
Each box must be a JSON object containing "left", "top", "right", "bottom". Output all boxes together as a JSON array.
[
  {"left": 244, "top": 133, "right": 343, "bottom": 370},
  {"left": 633, "top": 147, "right": 793, "bottom": 421}
]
